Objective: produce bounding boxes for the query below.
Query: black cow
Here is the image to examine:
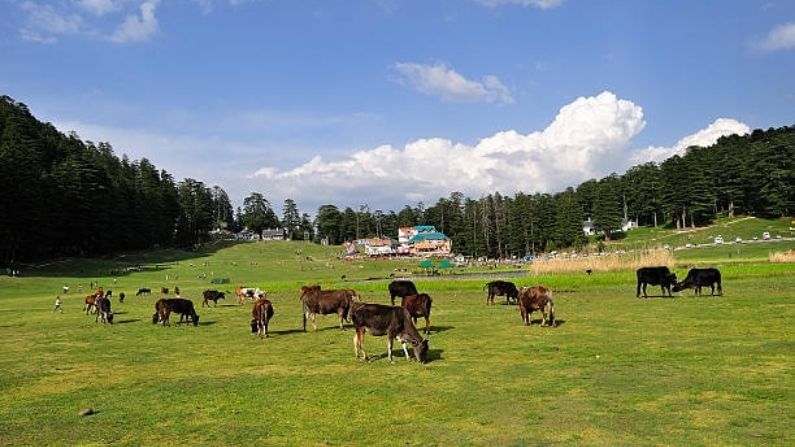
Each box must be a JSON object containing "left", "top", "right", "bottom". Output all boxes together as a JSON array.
[
  {"left": 673, "top": 268, "right": 722, "bottom": 296},
  {"left": 351, "top": 303, "right": 429, "bottom": 363},
  {"left": 152, "top": 298, "right": 200, "bottom": 327},
  {"left": 119, "top": 292, "right": 126, "bottom": 303},
  {"left": 636, "top": 267, "right": 677, "bottom": 298},
  {"left": 202, "top": 290, "right": 225, "bottom": 307},
  {"left": 485, "top": 280, "right": 519, "bottom": 305},
  {"left": 95, "top": 297, "right": 114, "bottom": 324},
  {"left": 388, "top": 280, "right": 418, "bottom": 306},
  {"left": 136, "top": 288, "right": 151, "bottom": 296}
]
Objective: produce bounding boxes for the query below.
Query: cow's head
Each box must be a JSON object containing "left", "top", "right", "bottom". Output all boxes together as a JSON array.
[
  {"left": 411, "top": 339, "right": 430, "bottom": 363},
  {"left": 250, "top": 319, "right": 258, "bottom": 333},
  {"left": 152, "top": 312, "right": 160, "bottom": 324},
  {"left": 192, "top": 314, "right": 200, "bottom": 326},
  {"left": 218, "top": 292, "right": 225, "bottom": 300},
  {"left": 672, "top": 281, "right": 686, "bottom": 292}
]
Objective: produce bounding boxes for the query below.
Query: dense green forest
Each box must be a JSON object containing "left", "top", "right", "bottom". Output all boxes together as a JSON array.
[{"left": 1, "top": 95, "right": 793, "bottom": 264}]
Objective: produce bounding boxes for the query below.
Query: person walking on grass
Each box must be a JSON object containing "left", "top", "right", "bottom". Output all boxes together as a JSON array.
[{"left": 54, "top": 296, "right": 63, "bottom": 313}]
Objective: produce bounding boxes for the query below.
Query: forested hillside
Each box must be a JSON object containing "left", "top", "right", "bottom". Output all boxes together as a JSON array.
[{"left": 0, "top": 96, "right": 236, "bottom": 264}]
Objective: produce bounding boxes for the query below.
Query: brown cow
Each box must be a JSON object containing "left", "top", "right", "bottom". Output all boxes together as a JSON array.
[
  {"left": 250, "top": 298, "right": 275, "bottom": 338},
  {"left": 84, "top": 295, "right": 98, "bottom": 315},
  {"left": 401, "top": 293, "right": 432, "bottom": 334},
  {"left": 517, "top": 286, "right": 556, "bottom": 327},
  {"left": 299, "top": 285, "right": 356, "bottom": 331}
]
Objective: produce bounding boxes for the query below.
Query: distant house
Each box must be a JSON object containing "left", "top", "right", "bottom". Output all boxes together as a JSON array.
[
  {"left": 236, "top": 229, "right": 257, "bottom": 241},
  {"left": 621, "top": 219, "right": 638, "bottom": 232},
  {"left": 364, "top": 238, "right": 395, "bottom": 256},
  {"left": 583, "top": 218, "right": 596, "bottom": 236},
  {"left": 399, "top": 225, "right": 452, "bottom": 255},
  {"left": 261, "top": 228, "right": 285, "bottom": 241}
]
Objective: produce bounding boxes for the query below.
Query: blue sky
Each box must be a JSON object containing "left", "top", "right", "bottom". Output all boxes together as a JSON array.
[{"left": 2, "top": 0, "right": 794, "bottom": 211}]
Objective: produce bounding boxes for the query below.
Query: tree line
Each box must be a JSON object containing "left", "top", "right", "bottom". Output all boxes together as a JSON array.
[{"left": 1, "top": 94, "right": 792, "bottom": 264}]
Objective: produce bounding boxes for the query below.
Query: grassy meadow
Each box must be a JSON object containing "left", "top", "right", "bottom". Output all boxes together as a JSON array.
[{"left": 1, "top": 240, "right": 794, "bottom": 446}]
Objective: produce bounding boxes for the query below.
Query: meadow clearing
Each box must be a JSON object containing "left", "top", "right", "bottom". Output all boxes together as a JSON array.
[{"left": 0, "top": 240, "right": 793, "bottom": 446}]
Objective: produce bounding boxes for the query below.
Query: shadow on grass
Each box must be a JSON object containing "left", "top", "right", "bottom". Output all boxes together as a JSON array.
[
  {"left": 429, "top": 325, "right": 455, "bottom": 333},
  {"left": 269, "top": 328, "right": 306, "bottom": 336},
  {"left": 17, "top": 240, "right": 245, "bottom": 279},
  {"left": 529, "top": 319, "right": 566, "bottom": 327},
  {"left": 114, "top": 319, "right": 140, "bottom": 325}
]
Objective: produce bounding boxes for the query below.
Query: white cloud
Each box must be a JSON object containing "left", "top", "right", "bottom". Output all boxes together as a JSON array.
[
  {"left": 756, "top": 22, "right": 795, "bottom": 52},
  {"left": 253, "top": 91, "right": 645, "bottom": 206},
  {"left": 393, "top": 62, "right": 514, "bottom": 104},
  {"left": 77, "top": 0, "right": 119, "bottom": 16},
  {"left": 631, "top": 118, "right": 750, "bottom": 164},
  {"left": 477, "top": 0, "right": 563, "bottom": 9},
  {"left": 110, "top": 0, "right": 160, "bottom": 43}
]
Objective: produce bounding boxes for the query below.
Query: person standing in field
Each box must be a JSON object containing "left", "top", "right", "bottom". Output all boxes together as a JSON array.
[{"left": 54, "top": 296, "right": 62, "bottom": 313}]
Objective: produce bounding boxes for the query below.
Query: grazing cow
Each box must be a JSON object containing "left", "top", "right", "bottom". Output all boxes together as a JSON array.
[
  {"left": 485, "top": 280, "right": 520, "bottom": 305},
  {"left": 388, "top": 280, "right": 418, "bottom": 306},
  {"left": 161, "top": 287, "right": 169, "bottom": 295},
  {"left": 152, "top": 298, "right": 200, "bottom": 327},
  {"left": 636, "top": 266, "right": 677, "bottom": 298},
  {"left": 202, "top": 290, "right": 225, "bottom": 307},
  {"left": 235, "top": 285, "right": 265, "bottom": 304},
  {"left": 84, "top": 295, "right": 98, "bottom": 315},
  {"left": 401, "top": 293, "right": 433, "bottom": 334},
  {"left": 673, "top": 268, "right": 722, "bottom": 296},
  {"left": 250, "top": 298, "right": 275, "bottom": 338},
  {"left": 585, "top": 269, "right": 593, "bottom": 276},
  {"left": 517, "top": 286, "right": 556, "bottom": 327},
  {"left": 95, "top": 297, "right": 114, "bottom": 324},
  {"left": 104, "top": 290, "right": 112, "bottom": 299},
  {"left": 299, "top": 285, "right": 354, "bottom": 331},
  {"left": 136, "top": 288, "right": 151, "bottom": 296},
  {"left": 351, "top": 303, "right": 429, "bottom": 363},
  {"left": 119, "top": 292, "right": 126, "bottom": 303},
  {"left": 174, "top": 286, "right": 181, "bottom": 297}
]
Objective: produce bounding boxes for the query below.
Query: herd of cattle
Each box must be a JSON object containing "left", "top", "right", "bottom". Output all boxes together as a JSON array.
[{"left": 76, "top": 265, "right": 722, "bottom": 363}]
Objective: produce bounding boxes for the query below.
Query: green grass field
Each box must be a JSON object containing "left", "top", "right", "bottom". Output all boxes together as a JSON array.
[{"left": 1, "top": 241, "right": 793, "bottom": 446}]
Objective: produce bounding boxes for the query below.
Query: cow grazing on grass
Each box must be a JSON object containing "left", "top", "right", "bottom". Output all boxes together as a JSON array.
[
  {"left": 95, "top": 297, "right": 114, "bottom": 324},
  {"left": 84, "top": 295, "right": 98, "bottom": 315},
  {"left": 161, "top": 287, "right": 169, "bottom": 295},
  {"left": 401, "top": 293, "right": 432, "bottom": 334},
  {"left": 250, "top": 298, "right": 274, "bottom": 338},
  {"left": 299, "top": 285, "right": 355, "bottom": 331},
  {"left": 485, "top": 280, "right": 520, "bottom": 305},
  {"left": 517, "top": 286, "right": 556, "bottom": 327},
  {"left": 136, "top": 288, "right": 151, "bottom": 296},
  {"left": 351, "top": 303, "right": 429, "bottom": 363},
  {"left": 388, "top": 280, "right": 418, "bottom": 306},
  {"left": 236, "top": 285, "right": 265, "bottom": 304},
  {"left": 152, "top": 298, "right": 200, "bottom": 327},
  {"left": 118, "top": 292, "right": 125, "bottom": 303},
  {"left": 673, "top": 268, "right": 722, "bottom": 296},
  {"left": 202, "top": 290, "right": 225, "bottom": 307},
  {"left": 636, "top": 266, "right": 677, "bottom": 298}
]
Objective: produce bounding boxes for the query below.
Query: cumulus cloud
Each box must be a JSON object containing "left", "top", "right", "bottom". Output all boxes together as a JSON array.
[
  {"left": 631, "top": 118, "right": 750, "bottom": 164},
  {"left": 477, "top": 0, "right": 563, "bottom": 9},
  {"left": 756, "top": 22, "right": 795, "bottom": 52},
  {"left": 253, "top": 91, "right": 645, "bottom": 206},
  {"left": 393, "top": 63, "right": 514, "bottom": 104},
  {"left": 110, "top": 0, "right": 160, "bottom": 43}
]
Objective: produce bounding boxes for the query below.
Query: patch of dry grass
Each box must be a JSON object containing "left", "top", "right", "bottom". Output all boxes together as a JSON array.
[
  {"left": 769, "top": 249, "right": 795, "bottom": 263},
  {"left": 530, "top": 249, "right": 673, "bottom": 275}
]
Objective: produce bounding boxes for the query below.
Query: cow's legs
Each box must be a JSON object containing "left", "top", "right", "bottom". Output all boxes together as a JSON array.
[
  {"left": 397, "top": 336, "right": 411, "bottom": 360},
  {"left": 338, "top": 309, "right": 345, "bottom": 330},
  {"left": 717, "top": 282, "right": 722, "bottom": 296},
  {"left": 520, "top": 306, "right": 528, "bottom": 325},
  {"left": 424, "top": 317, "right": 430, "bottom": 334},
  {"left": 303, "top": 308, "right": 308, "bottom": 332},
  {"left": 311, "top": 313, "right": 318, "bottom": 331},
  {"left": 386, "top": 337, "right": 394, "bottom": 363}
]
